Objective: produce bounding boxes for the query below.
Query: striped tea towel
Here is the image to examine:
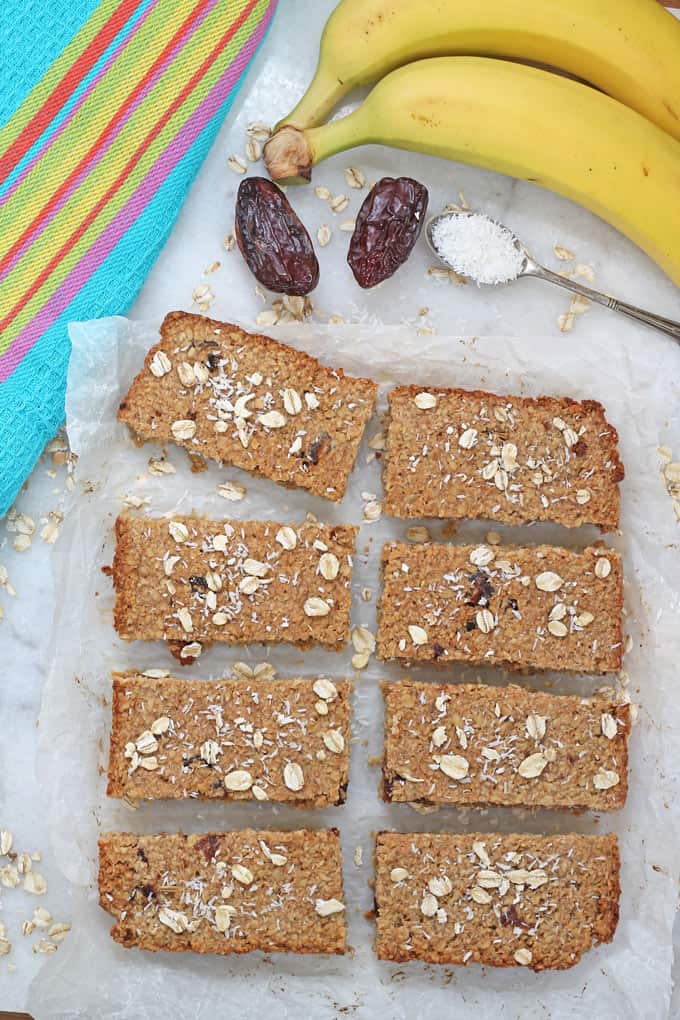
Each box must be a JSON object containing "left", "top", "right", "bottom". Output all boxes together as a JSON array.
[{"left": 0, "top": 0, "right": 277, "bottom": 517}]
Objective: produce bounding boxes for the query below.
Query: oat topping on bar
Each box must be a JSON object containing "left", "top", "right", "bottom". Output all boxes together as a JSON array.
[
  {"left": 113, "top": 514, "right": 357, "bottom": 655},
  {"left": 118, "top": 312, "right": 377, "bottom": 501},
  {"left": 382, "top": 681, "right": 630, "bottom": 810},
  {"left": 382, "top": 386, "right": 624, "bottom": 529},
  {"left": 377, "top": 541, "right": 623, "bottom": 673},
  {"left": 99, "top": 830, "right": 346, "bottom": 956},
  {"left": 374, "top": 832, "right": 620, "bottom": 969},
  {"left": 108, "top": 673, "right": 351, "bottom": 807}
]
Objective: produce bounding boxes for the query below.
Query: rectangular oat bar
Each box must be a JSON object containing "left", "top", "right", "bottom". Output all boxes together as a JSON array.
[
  {"left": 382, "top": 680, "right": 630, "bottom": 810},
  {"left": 374, "top": 831, "right": 619, "bottom": 969},
  {"left": 108, "top": 671, "right": 351, "bottom": 807},
  {"left": 113, "top": 514, "right": 357, "bottom": 658},
  {"left": 377, "top": 541, "right": 623, "bottom": 673},
  {"left": 99, "top": 829, "right": 346, "bottom": 956},
  {"left": 382, "top": 385, "right": 624, "bottom": 529},
  {"left": 118, "top": 312, "right": 377, "bottom": 501}
]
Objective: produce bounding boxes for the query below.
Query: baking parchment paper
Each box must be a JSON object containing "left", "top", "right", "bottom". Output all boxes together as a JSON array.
[{"left": 29, "top": 315, "right": 680, "bottom": 1020}]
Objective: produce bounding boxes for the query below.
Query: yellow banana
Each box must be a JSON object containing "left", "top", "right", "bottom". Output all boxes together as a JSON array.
[
  {"left": 279, "top": 0, "right": 680, "bottom": 142},
  {"left": 264, "top": 57, "right": 680, "bottom": 288}
]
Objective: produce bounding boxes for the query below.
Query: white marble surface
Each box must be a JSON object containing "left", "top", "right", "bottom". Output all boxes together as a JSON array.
[{"left": 2, "top": 0, "right": 680, "bottom": 1013}]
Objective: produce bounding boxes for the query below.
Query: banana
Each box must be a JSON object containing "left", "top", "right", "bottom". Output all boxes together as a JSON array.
[
  {"left": 264, "top": 57, "right": 680, "bottom": 288},
  {"left": 279, "top": 0, "right": 680, "bottom": 142}
]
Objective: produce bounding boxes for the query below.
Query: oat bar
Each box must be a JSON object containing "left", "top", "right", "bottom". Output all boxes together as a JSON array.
[
  {"left": 374, "top": 831, "right": 619, "bottom": 969},
  {"left": 113, "top": 514, "right": 357, "bottom": 656},
  {"left": 382, "top": 680, "right": 630, "bottom": 810},
  {"left": 382, "top": 385, "right": 624, "bottom": 529},
  {"left": 108, "top": 671, "right": 351, "bottom": 807},
  {"left": 99, "top": 829, "right": 346, "bottom": 956},
  {"left": 118, "top": 312, "right": 377, "bottom": 501},
  {"left": 377, "top": 541, "right": 623, "bottom": 673}
]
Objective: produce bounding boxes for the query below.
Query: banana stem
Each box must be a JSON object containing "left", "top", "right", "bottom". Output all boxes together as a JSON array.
[
  {"left": 275, "top": 62, "right": 347, "bottom": 132},
  {"left": 265, "top": 111, "right": 369, "bottom": 184}
]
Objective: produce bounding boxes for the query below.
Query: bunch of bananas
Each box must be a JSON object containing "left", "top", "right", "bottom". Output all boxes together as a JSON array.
[{"left": 264, "top": 0, "right": 680, "bottom": 287}]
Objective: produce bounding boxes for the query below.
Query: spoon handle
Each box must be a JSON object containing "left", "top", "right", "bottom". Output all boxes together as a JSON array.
[{"left": 525, "top": 262, "right": 680, "bottom": 342}]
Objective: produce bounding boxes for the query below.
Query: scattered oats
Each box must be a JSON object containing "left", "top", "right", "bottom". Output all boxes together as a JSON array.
[
  {"left": 148, "top": 457, "right": 176, "bottom": 477},
  {"left": 304, "top": 596, "right": 331, "bottom": 617},
  {"left": 575, "top": 263, "right": 595, "bottom": 281},
  {"left": 428, "top": 875, "right": 453, "bottom": 898},
  {"left": 319, "top": 552, "right": 340, "bottom": 580},
  {"left": 354, "top": 847, "right": 363, "bottom": 867},
  {"left": 313, "top": 678, "right": 338, "bottom": 701},
  {"left": 408, "top": 624, "right": 428, "bottom": 646},
  {"left": 352, "top": 652, "right": 369, "bottom": 669},
  {"left": 13, "top": 534, "right": 31, "bottom": 552},
  {"left": 344, "top": 166, "right": 365, "bottom": 189},
  {"left": 48, "top": 922, "right": 71, "bottom": 942},
  {"left": 217, "top": 481, "right": 246, "bottom": 503},
  {"left": 526, "top": 714, "right": 547, "bottom": 741},
  {"left": 256, "top": 309, "right": 279, "bottom": 327},
  {"left": 339, "top": 219, "right": 355, "bottom": 231},
  {"left": 330, "top": 194, "right": 349, "bottom": 213},
  {"left": 420, "top": 892, "right": 439, "bottom": 917},
  {"left": 33, "top": 939, "right": 57, "bottom": 955},
  {"left": 149, "top": 350, "right": 172, "bottom": 377},
  {"left": 228, "top": 154, "right": 247, "bottom": 174},
  {"left": 486, "top": 531, "right": 501, "bottom": 546},
  {"left": 142, "top": 668, "right": 170, "bottom": 679},
  {"left": 458, "top": 428, "right": 478, "bottom": 449},
  {"left": 352, "top": 626, "right": 375, "bottom": 655},
  {"left": 23, "top": 871, "right": 47, "bottom": 895},
  {"left": 406, "top": 525, "right": 430, "bottom": 543},
  {"left": 323, "top": 729, "right": 345, "bottom": 754},
  {"left": 0, "top": 865, "right": 19, "bottom": 888},
  {"left": 151, "top": 716, "right": 170, "bottom": 736},
  {"left": 593, "top": 767, "right": 620, "bottom": 790},
  {"left": 576, "top": 488, "right": 591, "bottom": 505},
  {"left": 283, "top": 762, "right": 304, "bottom": 791},
  {"left": 315, "top": 185, "right": 331, "bottom": 200},
  {"left": 475, "top": 608, "right": 495, "bottom": 634},
  {"left": 476, "top": 869, "right": 502, "bottom": 889},
  {"left": 535, "top": 571, "right": 563, "bottom": 592},
  {"left": 553, "top": 245, "right": 575, "bottom": 261},
  {"left": 243, "top": 557, "right": 269, "bottom": 578},
  {"left": 558, "top": 311, "right": 574, "bottom": 333},
  {"left": 317, "top": 224, "right": 332, "bottom": 246},
  {"left": 575, "top": 611, "right": 594, "bottom": 627},
  {"left": 361, "top": 586, "right": 373, "bottom": 602},
  {"left": 595, "top": 557, "right": 612, "bottom": 579},
  {"left": 33, "top": 907, "right": 52, "bottom": 928},
  {"left": 470, "top": 545, "right": 494, "bottom": 567},
  {"left": 470, "top": 886, "right": 492, "bottom": 905},
  {"left": 252, "top": 785, "right": 268, "bottom": 801},
  {"left": 363, "top": 499, "right": 383, "bottom": 523},
  {"left": 439, "top": 754, "right": 469, "bottom": 780},
  {"left": 664, "top": 462, "right": 680, "bottom": 483},
  {"left": 138, "top": 756, "right": 159, "bottom": 771},
  {"left": 390, "top": 867, "right": 408, "bottom": 883},
  {"left": 232, "top": 864, "right": 253, "bottom": 885},
  {"left": 368, "top": 431, "right": 386, "bottom": 451},
  {"left": 547, "top": 619, "right": 568, "bottom": 638},
  {"left": 414, "top": 391, "right": 437, "bottom": 410},
  {"left": 518, "top": 752, "right": 548, "bottom": 778},
  {"left": 246, "top": 120, "right": 271, "bottom": 142},
  {"left": 245, "top": 138, "right": 262, "bottom": 162},
  {"left": 570, "top": 294, "right": 591, "bottom": 315},
  {"left": 22, "top": 921, "right": 34, "bottom": 936},
  {"left": 514, "top": 947, "right": 532, "bottom": 966},
  {"left": 136, "top": 730, "right": 159, "bottom": 754},
  {"left": 0, "top": 830, "right": 12, "bottom": 856},
  {"left": 171, "top": 419, "right": 196, "bottom": 442},
  {"left": 315, "top": 898, "right": 345, "bottom": 916},
  {"left": 276, "top": 525, "right": 297, "bottom": 550}
]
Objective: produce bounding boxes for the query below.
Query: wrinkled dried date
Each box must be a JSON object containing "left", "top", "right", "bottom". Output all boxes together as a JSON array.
[
  {"left": 235, "top": 177, "right": 319, "bottom": 296},
  {"left": 348, "top": 176, "right": 428, "bottom": 288}
]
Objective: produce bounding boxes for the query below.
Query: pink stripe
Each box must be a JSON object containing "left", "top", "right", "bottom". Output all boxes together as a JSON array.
[
  {"left": 0, "top": 0, "right": 160, "bottom": 210},
  {"left": 0, "top": 2, "right": 275, "bottom": 381},
  {"left": 0, "top": 0, "right": 221, "bottom": 283}
]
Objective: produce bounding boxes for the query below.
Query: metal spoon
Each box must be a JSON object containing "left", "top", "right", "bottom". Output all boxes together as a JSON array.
[{"left": 425, "top": 211, "right": 680, "bottom": 342}]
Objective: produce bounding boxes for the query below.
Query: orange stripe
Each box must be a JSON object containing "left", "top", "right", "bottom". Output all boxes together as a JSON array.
[
  {"left": 0, "top": 0, "right": 262, "bottom": 338},
  {"left": 0, "top": 0, "right": 214, "bottom": 279},
  {"left": 0, "top": 0, "right": 142, "bottom": 180}
]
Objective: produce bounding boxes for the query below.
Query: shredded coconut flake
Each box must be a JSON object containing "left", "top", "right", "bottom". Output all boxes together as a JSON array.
[{"left": 432, "top": 213, "right": 525, "bottom": 285}]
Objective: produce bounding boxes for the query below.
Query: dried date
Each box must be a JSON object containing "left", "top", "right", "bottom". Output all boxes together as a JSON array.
[
  {"left": 348, "top": 176, "right": 428, "bottom": 288},
  {"left": 235, "top": 177, "right": 319, "bottom": 296}
]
